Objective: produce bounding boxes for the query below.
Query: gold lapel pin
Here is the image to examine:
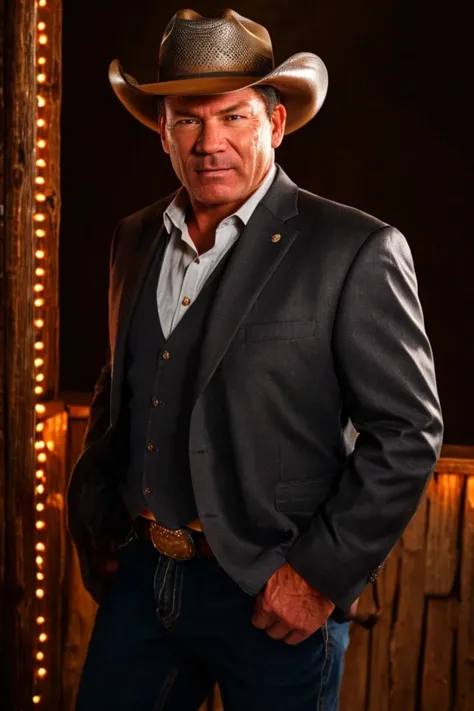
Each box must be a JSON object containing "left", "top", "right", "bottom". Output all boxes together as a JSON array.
[{"left": 271, "top": 234, "right": 281, "bottom": 243}]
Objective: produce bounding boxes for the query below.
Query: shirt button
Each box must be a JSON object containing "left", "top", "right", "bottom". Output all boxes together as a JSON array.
[
  {"left": 182, "top": 297, "right": 191, "bottom": 306},
  {"left": 162, "top": 351, "right": 171, "bottom": 360},
  {"left": 146, "top": 443, "right": 157, "bottom": 452},
  {"left": 151, "top": 397, "right": 163, "bottom": 407},
  {"left": 144, "top": 488, "right": 153, "bottom": 495}
]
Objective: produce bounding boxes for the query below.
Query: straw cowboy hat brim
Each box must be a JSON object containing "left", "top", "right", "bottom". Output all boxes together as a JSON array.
[
  {"left": 108, "top": 9, "right": 328, "bottom": 135},
  {"left": 109, "top": 53, "right": 328, "bottom": 136}
]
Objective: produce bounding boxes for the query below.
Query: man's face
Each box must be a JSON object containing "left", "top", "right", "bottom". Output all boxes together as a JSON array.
[{"left": 160, "top": 88, "right": 286, "bottom": 207}]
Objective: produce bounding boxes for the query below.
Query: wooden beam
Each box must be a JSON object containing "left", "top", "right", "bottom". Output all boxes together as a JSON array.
[
  {"left": 424, "top": 474, "right": 462, "bottom": 595},
  {"left": 1, "top": 0, "right": 37, "bottom": 707}
]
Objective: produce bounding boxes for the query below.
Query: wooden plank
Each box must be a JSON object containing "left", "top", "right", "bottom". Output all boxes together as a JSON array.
[
  {"left": 368, "top": 543, "right": 401, "bottom": 711},
  {"left": 421, "top": 598, "right": 458, "bottom": 711},
  {"left": 35, "top": 0, "right": 61, "bottom": 399},
  {"left": 456, "top": 476, "right": 474, "bottom": 711},
  {"left": 340, "top": 584, "right": 377, "bottom": 711},
  {"left": 424, "top": 474, "right": 462, "bottom": 595},
  {"left": 390, "top": 494, "right": 428, "bottom": 711},
  {"left": 1, "top": 0, "right": 38, "bottom": 707},
  {"left": 39, "top": 410, "right": 68, "bottom": 709},
  {"left": 436, "top": 459, "right": 474, "bottom": 476}
]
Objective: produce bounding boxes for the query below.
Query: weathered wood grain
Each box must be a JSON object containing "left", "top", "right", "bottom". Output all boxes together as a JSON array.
[
  {"left": 425, "top": 474, "right": 462, "bottom": 595},
  {"left": 340, "top": 584, "right": 377, "bottom": 711},
  {"left": 456, "top": 476, "right": 474, "bottom": 711},
  {"left": 390, "top": 494, "right": 428, "bottom": 711},
  {"left": 421, "top": 598, "right": 458, "bottom": 711},
  {"left": 368, "top": 543, "right": 401, "bottom": 711},
  {"left": 1, "top": 0, "right": 37, "bottom": 707}
]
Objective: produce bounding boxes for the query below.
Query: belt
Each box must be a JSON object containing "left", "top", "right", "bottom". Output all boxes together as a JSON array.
[{"left": 135, "top": 516, "right": 215, "bottom": 560}]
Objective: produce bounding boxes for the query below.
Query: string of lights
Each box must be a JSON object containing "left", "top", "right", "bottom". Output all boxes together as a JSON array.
[{"left": 33, "top": 0, "right": 50, "bottom": 705}]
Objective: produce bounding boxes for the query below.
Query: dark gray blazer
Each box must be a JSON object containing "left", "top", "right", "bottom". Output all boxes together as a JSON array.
[{"left": 66, "top": 165, "right": 443, "bottom": 612}]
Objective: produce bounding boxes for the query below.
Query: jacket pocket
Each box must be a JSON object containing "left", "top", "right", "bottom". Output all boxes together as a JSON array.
[
  {"left": 275, "top": 477, "right": 332, "bottom": 514},
  {"left": 243, "top": 320, "right": 315, "bottom": 342}
]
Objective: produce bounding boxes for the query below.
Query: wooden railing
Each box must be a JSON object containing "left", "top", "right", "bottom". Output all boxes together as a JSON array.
[{"left": 38, "top": 400, "right": 474, "bottom": 710}]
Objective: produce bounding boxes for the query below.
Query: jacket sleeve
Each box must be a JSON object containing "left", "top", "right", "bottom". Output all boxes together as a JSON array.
[
  {"left": 82, "top": 219, "right": 124, "bottom": 451},
  {"left": 286, "top": 225, "right": 443, "bottom": 610}
]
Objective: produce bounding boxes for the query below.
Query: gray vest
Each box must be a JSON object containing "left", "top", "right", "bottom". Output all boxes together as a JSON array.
[{"left": 120, "top": 233, "right": 237, "bottom": 528}]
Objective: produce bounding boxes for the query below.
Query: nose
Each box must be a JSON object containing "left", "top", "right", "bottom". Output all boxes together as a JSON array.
[{"left": 195, "top": 119, "right": 226, "bottom": 154}]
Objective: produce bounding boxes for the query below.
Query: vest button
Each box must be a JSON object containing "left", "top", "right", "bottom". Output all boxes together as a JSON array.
[
  {"left": 162, "top": 351, "right": 171, "bottom": 360},
  {"left": 271, "top": 233, "right": 281, "bottom": 243},
  {"left": 151, "top": 397, "right": 163, "bottom": 407},
  {"left": 144, "top": 488, "right": 153, "bottom": 495},
  {"left": 182, "top": 297, "right": 191, "bottom": 306},
  {"left": 146, "top": 443, "right": 157, "bottom": 452}
]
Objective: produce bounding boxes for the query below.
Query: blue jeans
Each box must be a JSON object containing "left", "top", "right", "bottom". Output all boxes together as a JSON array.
[{"left": 76, "top": 533, "right": 350, "bottom": 711}]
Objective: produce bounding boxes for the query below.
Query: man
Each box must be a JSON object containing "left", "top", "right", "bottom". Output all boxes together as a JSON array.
[{"left": 67, "top": 9, "right": 443, "bottom": 711}]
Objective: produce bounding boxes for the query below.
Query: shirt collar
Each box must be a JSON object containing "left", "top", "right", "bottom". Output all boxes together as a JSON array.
[{"left": 163, "top": 163, "right": 277, "bottom": 235}]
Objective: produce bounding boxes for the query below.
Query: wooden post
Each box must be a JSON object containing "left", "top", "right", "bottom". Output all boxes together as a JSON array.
[{"left": 0, "top": 0, "right": 38, "bottom": 708}]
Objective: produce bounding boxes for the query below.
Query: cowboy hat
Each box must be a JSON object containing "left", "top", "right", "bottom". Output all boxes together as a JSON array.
[{"left": 108, "top": 8, "right": 328, "bottom": 135}]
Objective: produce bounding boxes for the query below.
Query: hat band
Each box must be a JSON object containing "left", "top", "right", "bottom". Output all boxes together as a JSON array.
[{"left": 159, "top": 69, "right": 268, "bottom": 81}]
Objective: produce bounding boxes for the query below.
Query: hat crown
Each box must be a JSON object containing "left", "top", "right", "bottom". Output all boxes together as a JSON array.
[{"left": 158, "top": 8, "right": 274, "bottom": 82}]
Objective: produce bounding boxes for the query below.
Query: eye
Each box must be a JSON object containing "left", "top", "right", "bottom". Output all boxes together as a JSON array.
[
  {"left": 226, "top": 114, "right": 245, "bottom": 121},
  {"left": 176, "top": 118, "right": 199, "bottom": 126}
]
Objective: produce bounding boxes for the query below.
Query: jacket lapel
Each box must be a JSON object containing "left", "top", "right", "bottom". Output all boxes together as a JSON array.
[
  {"left": 110, "top": 209, "right": 167, "bottom": 421},
  {"left": 194, "top": 166, "right": 300, "bottom": 402}
]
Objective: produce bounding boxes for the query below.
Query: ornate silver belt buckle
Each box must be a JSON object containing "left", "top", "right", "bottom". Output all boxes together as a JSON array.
[{"left": 149, "top": 522, "right": 196, "bottom": 560}]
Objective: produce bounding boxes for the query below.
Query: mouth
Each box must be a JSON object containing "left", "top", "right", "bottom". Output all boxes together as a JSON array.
[{"left": 195, "top": 168, "right": 233, "bottom": 176}]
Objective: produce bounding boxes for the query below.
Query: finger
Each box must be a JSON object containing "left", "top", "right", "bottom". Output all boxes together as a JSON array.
[
  {"left": 265, "top": 621, "right": 292, "bottom": 640},
  {"left": 283, "top": 629, "right": 313, "bottom": 646}
]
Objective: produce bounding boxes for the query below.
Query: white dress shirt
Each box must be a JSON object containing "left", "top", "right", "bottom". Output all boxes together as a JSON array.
[{"left": 157, "top": 164, "right": 277, "bottom": 339}]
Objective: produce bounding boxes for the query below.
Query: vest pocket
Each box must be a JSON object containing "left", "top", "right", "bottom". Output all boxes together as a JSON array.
[{"left": 275, "top": 477, "right": 332, "bottom": 514}]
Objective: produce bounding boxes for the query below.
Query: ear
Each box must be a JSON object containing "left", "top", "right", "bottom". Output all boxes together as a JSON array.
[
  {"left": 271, "top": 104, "right": 286, "bottom": 149},
  {"left": 159, "top": 111, "right": 170, "bottom": 155}
]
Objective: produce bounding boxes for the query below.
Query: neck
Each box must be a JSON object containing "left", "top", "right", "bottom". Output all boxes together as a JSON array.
[{"left": 185, "top": 163, "right": 274, "bottom": 252}]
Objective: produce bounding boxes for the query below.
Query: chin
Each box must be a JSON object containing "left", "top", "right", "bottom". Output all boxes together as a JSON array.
[{"left": 193, "top": 184, "right": 243, "bottom": 206}]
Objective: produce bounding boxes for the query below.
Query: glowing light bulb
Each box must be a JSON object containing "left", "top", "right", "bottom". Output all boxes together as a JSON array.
[
  {"left": 36, "top": 191, "right": 46, "bottom": 199},
  {"left": 34, "top": 213, "right": 45, "bottom": 222},
  {"left": 36, "top": 422, "right": 44, "bottom": 431},
  {"left": 38, "top": 57, "right": 46, "bottom": 65},
  {"left": 36, "top": 229, "right": 46, "bottom": 237},
  {"left": 38, "top": 668, "right": 47, "bottom": 678},
  {"left": 36, "top": 652, "right": 45, "bottom": 661},
  {"left": 37, "top": 74, "right": 46, "bottom": 84},
  {"left": 37, "top": 453, "right": 47, "bottom": 462},
  {"left": 46, "top": 441, "right": 54, "bottom": 451},
  {"left": 37, "top": 96, "right": 46, "bottom": 107},
  {"left": 36, "top": 589, "right": 44, "bottom": 598},
  {"left": 34, "top": 285, "right": 44, "bottom": 293},
  {"left": 34, "top": 298, "right": 45, "bottom": 307},
  {"left": 37, "top": 140, "right": 46, "bottom": 149},
  {"left": 35, "top": 441, "right": 45, "bottom": 449},
  {"left": 38, "top": 35, "right": 48, "bottom": 45},
  {"left": 35, "top": 342, "right": 45, "bottom": 350},
  {"left": 36, "top": 542, "right": 46, "bottom": 551},
  {"left": 36, "top": 120, "right": 46, "bottom": 130},
  {"left": 39, "top": 633, "right": 47, "bottom": 643},
  {"left": 36, "top": 555, "right": 44, "bottom": 565},
  {"left": 36, "top": 159, "right": 46, "bottom": 168},
  {"left": 36, "top": 485, "right": 45, "bottom": 495},
  {"left": 37, "top": 572, "right": 44, "bottom": 581},
  {"left": 36, "top": 373, "right": 45, "bottom": 382},
  {"left": 35, "top": 386, "right": 44, "bottom": 395},
  {"left": 33, "top": 696, "right": 40, "bottom": 704},
  {"left": 36, "top": 174, "right": 45, "bottom": 182},
  {"left": 38, "top": 22, "right": 46, "bottom": 30},
  {"left": 36, "top": 521, "right": 46, "bottom": 530},
  {"left": 35, "top": 319, "right": 45, "bottom": 328},
  {"left": 36, "top": 470, "right": 44, "bottom": 479},
  {"left": 36, "top": 503, "right": 45, "bottom": 512},
  {"left": 39, "top": 0, "right": 47, "bottom": 6},
  {"left": 36, "top": 616, "right": 45, "bottom": 624},
  {"left": 36, "top": 250, "right": 45, "bottom": 259},
  {"left": 36, "top": 268, "right": 45, "bottom": 276},
  {"left": 35, "top": 361, "right": 44, "bottom": 370},
  {"left": 35, "top": 404, "right": 46, "bottom": 414}
]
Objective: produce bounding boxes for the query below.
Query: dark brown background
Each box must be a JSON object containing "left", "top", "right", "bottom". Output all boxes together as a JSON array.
[{"left": 59, "top": 0, "right": 473, "bottom": 444}]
